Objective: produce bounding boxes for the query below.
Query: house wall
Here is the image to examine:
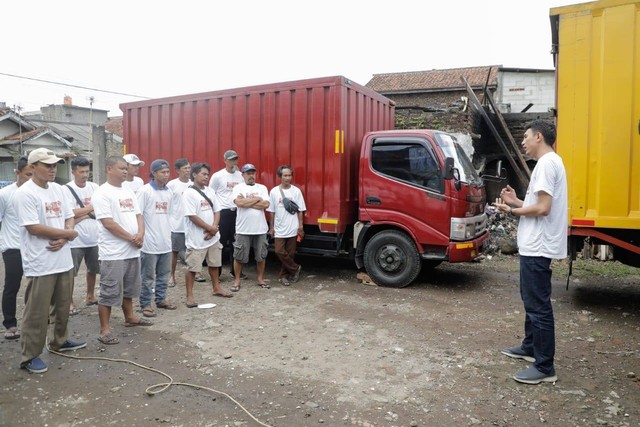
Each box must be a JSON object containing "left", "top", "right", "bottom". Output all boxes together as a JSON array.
[
  {"left": 496, "top": 71, "right": 555, "bottom": 113},
  {"left": 0, "top": 120, "right": 20, "bottom": 139},
  {"left": 38, "top": 105, "right": 109, "bottom": 125},
  {"left": 384, "top": 89, "right": 484, "bottom": 108}
]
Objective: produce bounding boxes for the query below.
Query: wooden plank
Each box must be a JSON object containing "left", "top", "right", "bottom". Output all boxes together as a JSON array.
[
  {"left": 461, "top": 76, "right": 529, "bottom": 189},
  {"left": 484, "top": 88, "right": 531, "bottom": 178}
]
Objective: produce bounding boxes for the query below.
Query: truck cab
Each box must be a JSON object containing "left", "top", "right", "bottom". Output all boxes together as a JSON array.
[{"left": 355, "top": 129, "right": 489, "bottom": 287}]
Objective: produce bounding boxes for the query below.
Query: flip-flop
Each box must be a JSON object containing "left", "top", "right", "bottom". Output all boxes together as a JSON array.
[
  {"left": 156, "top": 301, "right": 177, "bottom": 310},
  {"left": 186, "top": 302, "right": 198, "bottom": 308},
  {"left": 213, "top": 292, "right": 233, "bottom": 298},
  {"left": 4, "top": 327, "right": 20, "bottom": 340},
  {"left": 141, "top": 307, "right": 157, "bottom": 317},
  {"left": 123, "top": 318, "right": 153, "bottom": 327},
  {"left": 257, "top": 283, "right": 270, "bottom": 289},
  {"left": 69, "top": 308, "right": 79, "bottom": 316},
  {"left": 85, "top": 300, "right": 98, "bottom": 306},
  {"left": 230, "top": 285, "right": 241, "bottom": 292},
  {"left": 97, "top": 334, "right": 119, "bottom": 345}
]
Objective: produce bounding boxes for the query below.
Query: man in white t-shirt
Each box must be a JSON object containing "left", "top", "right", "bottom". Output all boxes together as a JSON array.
[
  {"left": 138, "top": 159, "right": 176, "bottom": 317},
  {"left": 231, "top": 163, "right": 270, "bottom": 291},
  {"left": 184, "top": 162, "right": 233, "bottom": 307},
  {"left": 167, "top": 158, "right": 192, "bottom": 287},
  {"left": 14, "top": 148, "right": 86, "bottom": 374},
  {"left": 122, "top": 153, "right": 145, "bottom": 194},
  {"left": 267, "top": 165, "right": 307, "bottom": 286},
  {"left": 494, "top": 120, "right": 567, "bottom": 385},
  {"left": 92, "top": 156, "right": 152, "bottom": 346},
  {"left": 66, "top": 156, "right": 100, "bottom": 313},
  {"left": 209, "top": 150, "right": 245, "bottom": 279},
  {"left": 0, "top": 156, "right": 31, "bottom": 340}
]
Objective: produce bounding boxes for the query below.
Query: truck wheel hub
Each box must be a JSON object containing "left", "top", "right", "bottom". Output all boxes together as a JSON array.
[{"left": 378, "top": 246, "right": 403, "bottom": 272}]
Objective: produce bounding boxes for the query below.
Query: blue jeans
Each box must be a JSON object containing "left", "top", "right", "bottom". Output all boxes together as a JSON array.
[
  {"left": 140, "top": 252, "right": 171, "bottom": 308},
  {"left": 519, "top": 255, "right": 555, "bottom": 374}
]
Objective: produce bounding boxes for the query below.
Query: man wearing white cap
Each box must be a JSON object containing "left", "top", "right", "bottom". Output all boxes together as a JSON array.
[
  {"left": 122, "top": 154, "right": 145, "bottom": 194},
  {"left": 14, "top": 148, "right": 86, "bottom": 373}
]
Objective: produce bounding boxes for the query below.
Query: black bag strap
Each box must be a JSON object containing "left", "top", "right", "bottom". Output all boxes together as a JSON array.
[
  {"left": 190, "top": 185, "right": 214, "bottom": 208},
  {"left": 66, "top": 184, "right": 95, "bottom": 219},
  {"left": 278, "top": 185, "right": 287, "bottom": 201}
]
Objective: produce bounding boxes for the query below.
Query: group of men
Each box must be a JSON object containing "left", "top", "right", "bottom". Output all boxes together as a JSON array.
[{"left": 0, "top": 148, "right": 306, "bottom": 373}]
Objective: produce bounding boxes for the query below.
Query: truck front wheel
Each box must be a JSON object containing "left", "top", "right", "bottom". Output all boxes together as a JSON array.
[{"left": 363, "top": 230, "right": 421, "bottom": 288}]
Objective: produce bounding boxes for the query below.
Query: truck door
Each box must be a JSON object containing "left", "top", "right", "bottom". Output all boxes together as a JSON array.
[{"left": 361, "top": 136, "right": 450, "bottom": 250}]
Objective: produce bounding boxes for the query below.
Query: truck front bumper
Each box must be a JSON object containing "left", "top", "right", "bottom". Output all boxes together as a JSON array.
[{"left": 447, "top": 231, "right": 490, "bottom": 263}]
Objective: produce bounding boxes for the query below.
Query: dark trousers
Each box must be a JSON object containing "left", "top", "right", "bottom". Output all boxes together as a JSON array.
[
  {"left": 274, "top": 237, "right": 299, "bottom": 278},
  {"left": 2, "top": 249, "right": 23, "bottom": 330},
  {"left": 519, "top": 255, "right": 555, "bottom": 374},
  {"left": 219, "top": 209, "right": 237, "bottom": 272}
]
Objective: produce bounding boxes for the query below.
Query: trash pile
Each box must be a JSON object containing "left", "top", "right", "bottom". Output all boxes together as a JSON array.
[{"left": 484, "top": 204, "right": 519, "bottom": 255}]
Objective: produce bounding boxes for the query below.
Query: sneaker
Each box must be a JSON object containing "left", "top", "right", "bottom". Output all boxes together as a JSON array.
[
  {"left": 21, "top": 356, "right": 48, "bottom": 373},
  {"left": 168, "top": 278, "right": 176, "bottom": 288},
  {"left": 231, "top": 272, "right": 248, "bottom": 280},
  {"left": 501, "top": 346, "right": 535, "bottom": 363},
  {"left": 290, "top": 265, "right": 302, "bottom": 283},
  {"left": 195, "top": 274, "right": 207, "bottom": 283},
  {"left": 57, "top": 339, "right": 87, "bottom": 352},
  {"left": 513, "top": 366, "right": 557, "bottom": 384}
]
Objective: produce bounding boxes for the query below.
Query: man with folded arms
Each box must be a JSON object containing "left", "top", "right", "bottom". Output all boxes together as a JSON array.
[
  {"left": 92, "top": 156, "right": 152, "bottom": 346},
  {"left": 15, "top": 148, "right": 86, "bottom": 373}
]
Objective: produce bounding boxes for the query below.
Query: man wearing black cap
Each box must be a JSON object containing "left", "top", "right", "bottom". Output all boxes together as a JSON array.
[
  {"left": 231, "top": 163, "right": 270, "bottom": 291},
  {"left": 14, "top": 148, "right": 86, "bottom": 373},
  {"left": 137, "top": 159, "right": 176, "bottom": 317},
  {"left": 209, "top": 150, "right": 246, "bottom": 279}
]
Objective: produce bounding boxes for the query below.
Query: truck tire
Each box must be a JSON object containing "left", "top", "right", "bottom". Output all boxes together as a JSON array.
[{"left": 364, "top": 230, "right": 421, "bottom": 288}]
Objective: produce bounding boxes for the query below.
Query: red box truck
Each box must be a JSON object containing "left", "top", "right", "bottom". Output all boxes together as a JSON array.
[{"left": 121, "top": 76, "right": 488, "bottom": 287}]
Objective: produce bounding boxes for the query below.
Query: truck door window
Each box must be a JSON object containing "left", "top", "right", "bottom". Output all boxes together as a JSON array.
[{"left": 371, "top": 143, "right": 441, "bottom": 192}]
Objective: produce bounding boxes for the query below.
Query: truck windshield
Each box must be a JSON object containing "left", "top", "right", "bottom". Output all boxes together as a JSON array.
[{"left": 434, "top": 133, "right": 482, "bottom": 185}]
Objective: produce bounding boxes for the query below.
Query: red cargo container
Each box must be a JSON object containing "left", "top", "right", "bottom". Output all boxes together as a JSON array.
[{"left": 121, "top": 76, "right": 394, "bottom": 234}]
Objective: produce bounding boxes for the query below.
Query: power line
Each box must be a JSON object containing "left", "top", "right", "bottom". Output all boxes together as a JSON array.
[{"left": 0, "top": 71, "right": 151, "bottom": 99}]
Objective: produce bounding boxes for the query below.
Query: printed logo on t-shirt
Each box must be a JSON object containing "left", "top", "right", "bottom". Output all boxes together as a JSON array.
[
  {"left": 200, "top": 200, "right": 212, "bottom": 210},
  {"left": 119, "top": 198, "right": 135, "bottom": 212},
  {"left": 245, "top": 191, "right": 260, "bottom": 198},
  {"left": 45, "top": 200, "right": 63, "bottom": 218},
  {"left": 155, "top": 201, "right": 168, "bottom": 214},
  {"left": 83, "top": 197, "right": 91, "bottom": 206},
  {"left": 226, "top": 181, "right": 239, "bottom": 189}
]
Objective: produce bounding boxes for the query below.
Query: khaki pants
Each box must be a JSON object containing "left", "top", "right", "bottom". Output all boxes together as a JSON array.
[{"left": 21, "top": 269, "right": 73, "bottom": 365}]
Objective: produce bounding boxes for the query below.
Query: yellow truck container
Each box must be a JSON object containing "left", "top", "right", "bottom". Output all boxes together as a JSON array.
[{"left": 550, "top": 0, "right": 640, "bottom": 266}]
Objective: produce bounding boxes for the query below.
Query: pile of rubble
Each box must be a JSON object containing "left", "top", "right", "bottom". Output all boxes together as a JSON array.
[{"left": 484, "top": 204, "right": 519, "bottom": 255}]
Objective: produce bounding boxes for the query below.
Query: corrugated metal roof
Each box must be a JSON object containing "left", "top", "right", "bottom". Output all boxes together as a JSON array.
[
  {"left": 27, "top": 119, "right": 91, "bottom": 151},
  {"left": 366, "top": 65, "right": 501, "bottom": 93}
]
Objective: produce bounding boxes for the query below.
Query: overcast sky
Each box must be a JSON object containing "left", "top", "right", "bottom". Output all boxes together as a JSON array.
[{"left": 1, "top": 0, "right": 578, "bottom": 117}]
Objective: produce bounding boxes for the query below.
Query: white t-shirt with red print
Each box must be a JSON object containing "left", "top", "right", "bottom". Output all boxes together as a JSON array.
[
  {"left": 92, "top": 182, "right": 142, "bottom": 261},
  {"left": 15, "top": 180, "right": 74, "bottom": 277},
  {"left": 66, "top": 181, "right": 100, "bottom": 248},
  {"left": 137, "top": 182, "right": 172, "bottom": 254},
  {"left": 183, "top": 186, "right": 221, "bottom": 250}
]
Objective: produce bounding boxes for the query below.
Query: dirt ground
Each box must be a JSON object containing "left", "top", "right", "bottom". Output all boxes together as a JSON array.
[{"left": 0, "top": 254, "right": 638, "bottom": 427}]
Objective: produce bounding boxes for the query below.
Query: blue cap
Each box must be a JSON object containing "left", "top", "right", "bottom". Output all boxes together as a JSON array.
[
  {"left": 241, "top": 163, "right": 257, "bottom": 173},
  {"left": 150, "top": 159, "right": 170, "bottom": 173}
]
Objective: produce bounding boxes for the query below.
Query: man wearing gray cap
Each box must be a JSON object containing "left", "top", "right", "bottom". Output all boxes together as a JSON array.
[
  {"left": 122, "top": 154, "right": 145, "bottom": 194},
  {"left": 209, "top": 150, "right": 246, "bottom": 279},
  {"left": 14, "top": 148, "right": 86, "bottom": 373}
]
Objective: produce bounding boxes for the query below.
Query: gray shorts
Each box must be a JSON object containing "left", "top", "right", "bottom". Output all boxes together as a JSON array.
[
  {"left": 171, "top": 232, "right": 186, "bottom": 253},
  {"left": 233, "top": 234, "right": 268, "bottom": 264},
  {"left": 185, "top": 242, "right": 222, "bottom": 272},
  {"left": 98, "top": 258, "right": 141, "bottom": 307},
  {"left": 71, "top": 246, "right": 100, "bottom": 275}
]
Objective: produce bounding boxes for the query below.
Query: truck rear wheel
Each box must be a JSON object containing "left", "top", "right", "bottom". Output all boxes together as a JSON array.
[{"left": 364, "top": 230, "right": 421, "bottom": 288}]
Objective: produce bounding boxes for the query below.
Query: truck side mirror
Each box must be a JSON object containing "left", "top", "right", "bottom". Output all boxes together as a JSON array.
[
  {"left": 444, "top": 157, "right": 462, "bottom": 190},
  {"left": 481, "top": 160, "right": 507, "bottom": 182}
]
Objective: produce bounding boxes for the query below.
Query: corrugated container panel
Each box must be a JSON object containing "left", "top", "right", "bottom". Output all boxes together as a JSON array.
[
  {"left": 121, "top": 76, "right": 394, "bottom": 232},
  {"left": 552, "top": 0, "right": 640, "bottom": 229}
]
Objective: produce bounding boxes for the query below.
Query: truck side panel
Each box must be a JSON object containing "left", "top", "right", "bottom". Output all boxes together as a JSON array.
[
  {"left": 553, "top": 0, "right": 640, "bottom": 230},
  {"left": 121, "top": 76, "right": 395, "bottom": 234}
]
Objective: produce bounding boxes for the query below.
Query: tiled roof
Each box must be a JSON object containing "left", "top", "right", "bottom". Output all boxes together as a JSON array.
[
  {"left": 105, "top": 116, "right": 123, "bottom": 137},
  {"left": 366, "top": 65, "right": 501, "bottom": 93}
]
